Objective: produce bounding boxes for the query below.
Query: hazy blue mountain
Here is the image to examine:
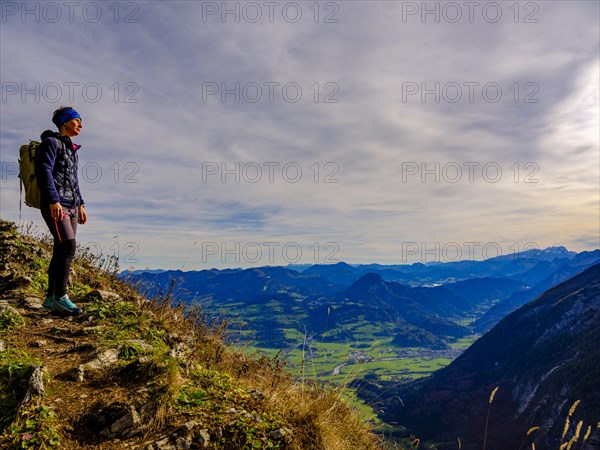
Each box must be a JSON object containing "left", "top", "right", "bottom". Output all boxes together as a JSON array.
[
  {"left": 283, "top": 263, "right": 313, "bottom": 273},
  {"left": 128, "top": 246, "right": 586, "bottom": 292},
  {"left": 303, "top": 261, "right": 366, "bottom": 287},
  {"left": 354, "top": 246, "right": 578, "bottom": 285},
  {"left": 323, "top": 273, "right": 472, "bottom": 343},
  {"left": 443, "top": 277, "right": 529, "bottom": 308},
  {"left": 127, "top": 267, "right": 475, "bottom": 349},
  {"left": 129, "top": 266, "right": 339, "bottom": 302},
  {"left": 120, "top": 268, "right": 166, "bottom": 276},
  {"left": 473, "top": 250, "right": 600, "bottom": 332},
  {"left": 126, "top": 247, "right": 598, "bottom": 351}
]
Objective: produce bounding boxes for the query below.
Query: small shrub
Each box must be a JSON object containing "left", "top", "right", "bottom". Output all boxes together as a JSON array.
[
  {"left": 0, "top": 309, "right": 25, "bottom": 331},
  {"left": 0, "top": 349, "right": 40, "bottom": 431},
  {"left": 2, "top": 405, "right": 60, "bottom": 449}
]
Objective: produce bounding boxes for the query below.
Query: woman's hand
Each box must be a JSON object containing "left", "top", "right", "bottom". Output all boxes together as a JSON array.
[
  {"left": 50, "top": 203, "right": 64, "bottom": 221},
  {"left": 78, "top": 205, "right": 87, "bottom": 224}
]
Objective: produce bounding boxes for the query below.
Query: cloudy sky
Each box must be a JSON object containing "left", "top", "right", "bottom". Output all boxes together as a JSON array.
[{"left": 1, "top": 1, "right": 598, "bottom": 269}]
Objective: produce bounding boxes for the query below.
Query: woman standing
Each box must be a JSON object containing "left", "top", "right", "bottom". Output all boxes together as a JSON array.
[{"left": 35, "top": 106, "right": 87, "bottom": 315}]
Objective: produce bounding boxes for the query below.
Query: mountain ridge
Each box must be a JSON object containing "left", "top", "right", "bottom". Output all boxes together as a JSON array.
[
  {"left": 354, "top": 263, "right": 600, "bottom": 449},
  {"left": 473, "top": 249, "right": 600, "bottom": 332},
  {"left": 127, "top": 248, "right": 599, "bottom": 351}
]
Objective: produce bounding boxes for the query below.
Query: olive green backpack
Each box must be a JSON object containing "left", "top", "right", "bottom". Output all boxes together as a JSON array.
[{"left": 18, "top": 141, "right": 42, "bottom": 217}]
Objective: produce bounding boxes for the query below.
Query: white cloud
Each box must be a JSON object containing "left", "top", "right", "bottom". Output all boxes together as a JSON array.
[{"left": 1, "top": 0, "right": 598, "bottom": 268}]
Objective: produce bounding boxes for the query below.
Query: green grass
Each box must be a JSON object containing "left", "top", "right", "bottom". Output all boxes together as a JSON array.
[
  {"left": 0, "top": 348, "right": 43, "bottom": 431},
  {"left": 3, "top": 405, "right": 60, "bottom": 449},
  {"left": 235, "top": 332, "right": 466, "bottom": 426},
  {"left": 340, "top": 389, "right": 382, "bottom": 424},
  {"left": 448, "top": 335, "right": 480, "bottom": 349},
  {"left": 0, "top": 309, "right": 25, "bottom": 331}
]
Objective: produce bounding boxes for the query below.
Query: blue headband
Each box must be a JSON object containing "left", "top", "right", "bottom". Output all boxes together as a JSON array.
[{"left": 53, "top": 109, "right": 81, "bottom": 129}]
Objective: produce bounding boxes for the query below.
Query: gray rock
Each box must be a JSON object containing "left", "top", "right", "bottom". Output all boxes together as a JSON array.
[
  {"left": 249, "top": 389, "right": 265, "bottom": 402},
  {"left": 23, "top": 296, "right": 43, "bottom": 310},
  {"left": 144, "top": 423, "right": 211, "bottom": 449},
  {"left": 169, "top": 342, "right": 190, "bottom": 361},
  {"left": 83, "top": 348, "right": 120, "bottom": 370},
  {"left": 0, "top": 304, "right": 21, "bottom": 316},
  {"left": 145, "top": 436, "right": 175, "bottom": 450},
  {"left": 168, "top": 332, "right": 179, "bottom": 341},
  {"left": 180, "top": 421, "right": 200, "bottom": 430},
  {"left": 66, "top": 347, "right": 120, "bottom": 381},
  {"left": 99, "top": 403, "right": 142, "bottom": 439},
  {"left": 114, "top": 411, "right": 142, "bottom": 438},
  {"left": 168, "top": 333, "right": 194, "bottom": 348},
  {"left": 65, "top": 366, "right": 85, "bottom": 382},
  {"left": 269, "top": 427, "right": 292, "bottom": 440},
  {"left": 175, "top": 435, "right": 192, "bottom": 449},
  {"left": 84, "top": 290, "right": 123, "bottom": 303},
  {"left": 0, "top": 298, "right": 18, "bottom": 307},
  {"left": 20, "top": 365, "right": 45, "bottom": 408},
  {"left": 196, "top": 429, "right": 210, "bottom": 447},
  {"left": 126, "top": 339, "right": 154, "bottom": 353},
  {"left": 0, "top": 340, "right": 5, "bottom": 352},
  {"left": 213, "top": 427, "right": 223, "bottom": 440},
  {"left": 133, "top": 293, "right": 148, "bottom": 305}
]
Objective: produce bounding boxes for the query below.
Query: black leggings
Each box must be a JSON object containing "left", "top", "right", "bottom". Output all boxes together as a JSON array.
[{"left": 41, "top": 204, "right": 78, "bottom": 298}]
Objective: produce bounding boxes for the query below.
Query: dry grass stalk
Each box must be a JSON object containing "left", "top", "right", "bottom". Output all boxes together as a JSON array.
[
  {"left": 568, "top": 400, "right": 581, "bottom": 417},
  {"left": 562, "top": 417, "right": 571, "bottom": 443},
  {"left": 582, "top": 425, "right": 592, "bottom": 442},
  {"left": 483, "top": 386, "right": 499, "bottom": 450},
  {"left": 488, "top": 386, "right": 499, "bottom": 404},
  {"left": 518, "top": 426, "right": 540, "bottom": 450},
  {"left": 566, "top": 420, "right": 583, "bottom": 450}
]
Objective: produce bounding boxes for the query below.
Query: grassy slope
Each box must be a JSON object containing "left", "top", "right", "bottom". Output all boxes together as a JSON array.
[{"left": 0, "top": 220, "right": 381, "bottom": 450}]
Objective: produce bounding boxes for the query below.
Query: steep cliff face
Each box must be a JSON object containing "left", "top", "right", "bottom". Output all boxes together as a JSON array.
[{"left": 374, "top": 264, "right": 600, "bottom": 450}]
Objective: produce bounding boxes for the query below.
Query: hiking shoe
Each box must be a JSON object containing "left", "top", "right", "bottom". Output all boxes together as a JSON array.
[
  {"left": 51, "top": 295, "right": 82, "bottom": 316},
  {"left": 42, "top": 294, "right": 55, "bottom": 310}
]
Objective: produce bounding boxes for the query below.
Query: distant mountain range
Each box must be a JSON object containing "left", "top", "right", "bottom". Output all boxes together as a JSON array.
[
  {"left": 298, "top": 246, "right": 591, "bottom": 287},
  {"left": 123, "top": 247, "right": 599, "bottom": 350},
  {"left": 353, "top": 263, "right": 600, "bottom": 449},
  {"left": 473, "top": 249, "right": 600, "bottom": 332}
]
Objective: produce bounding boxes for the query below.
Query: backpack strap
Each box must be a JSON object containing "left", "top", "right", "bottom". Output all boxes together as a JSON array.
[
  {"left": 19, "top": 170, "right": 23, "bottom": 220},
  {"left": 49, "top": 137, "right": 79, "bottom": 209}
]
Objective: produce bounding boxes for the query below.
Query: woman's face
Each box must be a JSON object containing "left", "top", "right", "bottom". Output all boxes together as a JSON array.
[{"left": 62, "top": 118, "right": 83, "bottom": 138}]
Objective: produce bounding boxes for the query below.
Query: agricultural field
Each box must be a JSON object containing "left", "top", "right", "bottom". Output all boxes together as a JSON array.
[{"left": 235, "top": 329, "right": 480, "bottom": 422}]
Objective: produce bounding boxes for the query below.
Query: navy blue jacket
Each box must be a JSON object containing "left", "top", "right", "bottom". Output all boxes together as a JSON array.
[{"left": 34, "top": 130, "right": 84, "bottom": 209}]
